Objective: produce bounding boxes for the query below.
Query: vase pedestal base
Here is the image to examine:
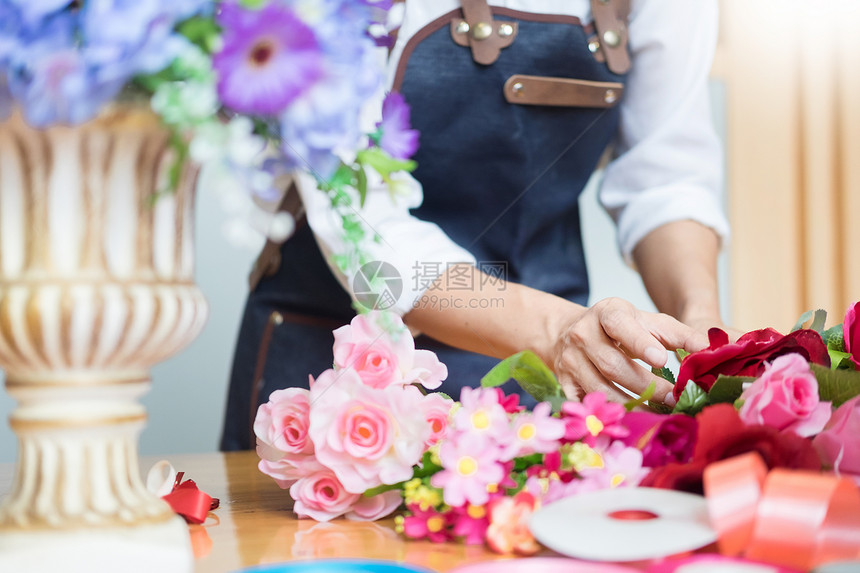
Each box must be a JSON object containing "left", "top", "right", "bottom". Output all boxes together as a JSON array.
[{"left": 0, "top": 515, "right": 193, "bottom": 573}]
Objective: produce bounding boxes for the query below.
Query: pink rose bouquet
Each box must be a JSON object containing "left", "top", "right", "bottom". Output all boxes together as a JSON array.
[{"left": 254, "top": 302, "right": 860, "bottom": 557}]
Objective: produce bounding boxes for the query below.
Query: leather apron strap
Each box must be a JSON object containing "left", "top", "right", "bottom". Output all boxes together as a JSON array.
[
  {"left": 248, "top": 180, "right": 304, "bottom": 292},
  {"left": 456, "top": 0, "right": 517, "bottom": 65},
  {"left": 590, "top": 0, "right": 632, "bottom": 74}
]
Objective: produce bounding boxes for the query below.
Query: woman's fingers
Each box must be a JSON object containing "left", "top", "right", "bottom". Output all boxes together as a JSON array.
[{"left": 554, "top": 298, "right": 690, "bottom": 407}]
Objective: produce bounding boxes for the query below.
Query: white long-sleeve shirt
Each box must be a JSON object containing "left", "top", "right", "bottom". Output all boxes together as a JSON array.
[{"left": 296, "top": 0, "right": 730, "bottom": 316}]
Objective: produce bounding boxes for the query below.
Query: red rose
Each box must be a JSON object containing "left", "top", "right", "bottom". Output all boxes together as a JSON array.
[
  {"left": 673, "top": 327, "right": 830, "bottom": 400},
  {"left": 640, "top": 404, "right": 822, "bottom": 494},
  {"left": 844, "top": 301, "right": 860, "bottom": 368},
  {"left": 620, "top": 411, "right": 698, "bottom": 468}
]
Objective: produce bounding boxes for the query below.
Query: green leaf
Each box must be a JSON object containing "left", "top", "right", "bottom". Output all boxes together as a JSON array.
[
  {"left": 675, "top": 349, "right": 690, "bottom": 360},
  {"left": 356, "top": 166, "right": 368, "bottom": 207},
  {"left": 811, "top": 363, "right": 860, "bottom": 407},
  {"left": 822, "top": 325, "right": 846, "bottom": 352},
  {"left": 545, "top": 395, "right": 567, "bottom": 414},
  {"left": 625, "top": 380, "right": 656, "bottom": 412},
  {"left": 651, "top": 366, "right": 675, "bottom": 385},
  {"left": 512, "top": 453, "right": 544, "bottom": 472},
  {"left": 356, "top": 148, "right": 416, "bottom": 178},
  {"left": 708, "top": 375, "right": 755, "bottom": 404},
  {"left": 673, "top": 382, "right": 709, "bottom": 415},
  {"left": 650, "top": 402, "right": 673, "bottom": 415},
  {"left": 480, "top": 350, "right": 563, "bottom": 403},
  {"left": 325, "top": 164, "right": 355, "bottom": 191},
  {"left": 176, "top": 16, "right": 221, "bottom": 53},
  {"left": 828, "top": 349, "right": 853, "bottom": 370},
  {"left": 791, "top": 309, "right": 827, "bottom": 333}
]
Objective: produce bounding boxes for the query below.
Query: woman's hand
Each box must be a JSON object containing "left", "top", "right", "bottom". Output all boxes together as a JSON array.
[{"left": 552, "top": 297, "right": 710, "bottom": 406}]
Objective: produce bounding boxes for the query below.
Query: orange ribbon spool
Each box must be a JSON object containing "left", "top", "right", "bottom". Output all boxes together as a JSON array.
[{"left": 703, "top": 452, "right": 860, "bottom": 570}]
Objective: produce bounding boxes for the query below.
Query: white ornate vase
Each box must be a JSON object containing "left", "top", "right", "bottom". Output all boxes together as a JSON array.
[{"left": 0, "top": 108, "right": 208, "bottom": 572}]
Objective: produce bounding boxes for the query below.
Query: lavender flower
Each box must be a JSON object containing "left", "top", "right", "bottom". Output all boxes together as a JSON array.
[
  {"left": 377, "top": 92, "right": 419, "bottom": 160},
  {"left": 214, "top": 1, "right": 324, "bottom": 116},
  {"left": 6, "top": 0, "right": 72, "bottom": 27}
]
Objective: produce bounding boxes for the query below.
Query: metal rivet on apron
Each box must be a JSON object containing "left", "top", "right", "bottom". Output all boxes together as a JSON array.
[
  {"left": 455, "top": 20, "right": 470, "bottom": 35},
  {"left": 472, "top": 22, "right": 493, "bottom": 40},
  {"left": 588, "top": 39, "right": 600, "bottom": 53},
  {"left": 271, "top": 311, "right": 284, "bottom": 325},
  {"left": 498, "top": 23, "right": 514, "bottom": 37},
  {"left": 512, "top": 82, "right": 525, "bottom": 96},
  {"left": 604, "top": 89, "right": 618, "bottom": 104},
  {"left": 602, "top": 30, "right": 621, "bottom": 47}
]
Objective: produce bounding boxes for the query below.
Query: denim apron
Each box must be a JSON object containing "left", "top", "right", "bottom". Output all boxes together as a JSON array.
[{"left": 221, "top": 2, "right": 629, "bottom": 450}]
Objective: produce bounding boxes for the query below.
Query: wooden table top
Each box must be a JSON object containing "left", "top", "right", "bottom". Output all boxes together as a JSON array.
[{"left": 0, "top": 451, "right": 524, "bottom": 573}]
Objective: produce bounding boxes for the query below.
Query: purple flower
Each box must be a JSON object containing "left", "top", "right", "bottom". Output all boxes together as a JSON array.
[
  {"left": 377, "top": 92, "right": 419, "bottom": 160},
  {"left": 214, "top": 1, "right": 324, "bottom": 116}
]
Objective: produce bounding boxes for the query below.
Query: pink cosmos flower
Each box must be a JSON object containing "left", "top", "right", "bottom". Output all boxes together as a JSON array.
[
  {"left": 501, "top": 402, "right": 565, "bottom": 461},
  {"left": 431, "top": 431, "right": 505, "bottom": 507},
  {"left": 401, "top": 504, "right": 453, "bottom": 543},
  {"left": 309, "top": 367, "right": 430, "bottom": 493},
  {"left": 843, "top": 301, "right": 860, "bottom": 368},
  {"left": 254, "top": 387, "right": 313, "bottom": 461},
  {"left": 453, "top": 386, "right": 510, "bottom": 438},
  {"left": 561, "top": 392, "right": 629, "bottom": 445},
  {"left": 813, "top": 395, "right": 860, "bottom": 480},
  {"left": 332, "top": 311, "right": 447, "bottom": 390},
  {"left": 577, "top": 440, "right": 649, "bottom": 491},
  {"left": 290, "top": 467, "right": 361, "bottom": 521},
  {"left": 450, "top": 503, "right": 491, "bottom": 545},
  {"left": 486, "top": 491, "right": 541, "bottom": 555},
  {"left": 422, "top": 392, "right": 454, "bottom": 447},
  {"left": 739, "top": 353, "right": 831, "bottom": 437},
  {"left": 491, "top": 388, "right": 525, "bottom": 414}
]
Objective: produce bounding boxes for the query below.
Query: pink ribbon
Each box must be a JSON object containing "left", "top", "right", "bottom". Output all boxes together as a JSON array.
[{"left": 703, "top": 452, "right": 860, "bottom": 570}]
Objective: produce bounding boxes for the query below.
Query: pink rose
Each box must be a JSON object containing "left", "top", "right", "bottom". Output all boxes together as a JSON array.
[
  {"left": 258, "top": 457, "right": 325, "bottom": 489},
  {"left": 309, "top": 367, "right": 430, "bottom": 493},
  {"left": 332, "top": 311, "right": 447, "bottom": 390},
  {"left": 813, "top": 395, "right": 860, "bottom": 479},
  {"left": 254, "top": 388, "right": 313, "bottom": 461},
  {"left": 844, "top": 301, "right": 860, "bottom": 368},
  {"left": 738, "top": 353, "right": 831, "bottom": 437},
  {"left": 421, "top": 392, "right": 454, "bottom": 446},
  {"left": 345, "top": 490, "right": 402, "bottom": 521},
  {"left": 290, "top": 468, "right": 361, "bottom": 521}
]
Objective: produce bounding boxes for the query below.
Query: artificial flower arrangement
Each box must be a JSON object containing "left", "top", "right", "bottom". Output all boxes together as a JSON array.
[
  {"left": 253, "top": 302, "right": 860, "bottom": 556},
  {"left": 0, "top": 0, "right": 416, "bottom": 260}
]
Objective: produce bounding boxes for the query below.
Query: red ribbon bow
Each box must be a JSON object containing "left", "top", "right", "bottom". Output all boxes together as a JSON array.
[{"left": 162, "top": 471, "right": 220, "bottom": 525}]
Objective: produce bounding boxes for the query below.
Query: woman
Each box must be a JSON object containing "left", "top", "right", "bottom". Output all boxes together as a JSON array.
[{"left": 221, "top": 0, "right": 730, "bottom": 450}]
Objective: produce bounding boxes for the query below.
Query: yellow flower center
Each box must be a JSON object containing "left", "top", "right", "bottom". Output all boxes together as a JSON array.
[
  {"left": 517, "top": 423, "right": 537, "bottom": 441},
  {"left": 585, "top": 415, "right": 604, "bottom": 436},
  {"left": 486, "top": 483, "right": 499, "bottom": 493},
  {"left": 610, "top": 473, "right": 625, "bottom": 488},
  {"left": 568, "top": 443, "right": 604, "bottom": 472},
  {"left": 467, "top": 504, "right": 486, "bottom": 519},
  {"left": 457, "top": 456, "right": 478, "bottom": 476},
  {"left": 426, "top": 516, "right": 445, "bottom": 533},
  {"left": 471, "top": 410, "right": 490, "bottom": 430}
]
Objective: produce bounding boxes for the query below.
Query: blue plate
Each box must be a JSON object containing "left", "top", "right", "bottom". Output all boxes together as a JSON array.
[{"left": 236, "top": 559, "right": 436, "bottom": 573}]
